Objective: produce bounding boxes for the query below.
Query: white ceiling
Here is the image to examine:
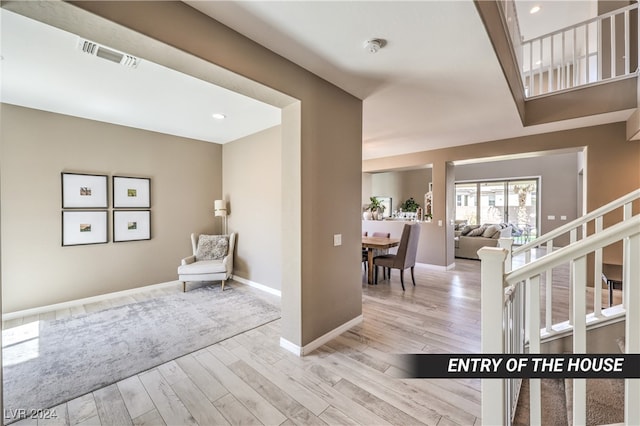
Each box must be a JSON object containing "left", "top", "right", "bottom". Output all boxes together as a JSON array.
[
  {"left": 186, "top": 0, "right": 632, "bottom": 160},
  {"left": 0, "top": 9, "right": 281, "bottom": 144},
  {"left": 1, "top": 1, "right": 633, "bottom": 160}
]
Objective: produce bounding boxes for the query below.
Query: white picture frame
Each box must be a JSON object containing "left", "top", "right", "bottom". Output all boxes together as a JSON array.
[
  {"left": 113, "top": 176, "right": 150, "bottom": 208},
  {"left": 113, "top": 210, "right": 151, "bottom": 242},
  {"left": 62, "top": 173, "right": 108, "bottom": 208},
  {"left": 62, "top": 211, "right": 108, "bottom": 246}
]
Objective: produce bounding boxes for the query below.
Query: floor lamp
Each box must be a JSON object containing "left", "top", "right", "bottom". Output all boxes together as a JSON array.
[{"left": 214, "top": 200, "right": 228, "bottom": 234}]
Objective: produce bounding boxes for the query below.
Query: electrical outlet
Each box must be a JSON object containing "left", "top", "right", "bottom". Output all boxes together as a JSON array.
[
  {"left": 560, "top": 215, "right": 567, "bottom": 220},
  {"left": 333, "top": 234, "right": 342, "bottom": 246},
  {"left": 547, "top": 215, "right": 555, "bottom": 220}
]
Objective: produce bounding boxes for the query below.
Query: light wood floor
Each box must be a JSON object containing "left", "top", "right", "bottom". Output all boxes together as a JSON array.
[{"left": 3, "top": 255, "right": 622, "bottom": 426}]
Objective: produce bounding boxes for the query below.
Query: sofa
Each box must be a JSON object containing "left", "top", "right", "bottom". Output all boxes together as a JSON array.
[{"left": 454, "top": 223, "right": 512, "bottom": 260}]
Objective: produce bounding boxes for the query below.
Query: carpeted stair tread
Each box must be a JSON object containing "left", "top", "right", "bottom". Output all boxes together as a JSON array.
[
  {"left": 514, "top": 376, "right": 624, "bottom": 425},
  {"left": 513, "top": 378, "right": 568, "bottom": 425},
  {"left": 564, "top": 378, "right": 625, "bottom": 425}
]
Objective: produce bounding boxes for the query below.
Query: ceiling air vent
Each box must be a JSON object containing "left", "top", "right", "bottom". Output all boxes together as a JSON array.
[{"left": 77, "top": 38, "right": 140, "bottom": 69}]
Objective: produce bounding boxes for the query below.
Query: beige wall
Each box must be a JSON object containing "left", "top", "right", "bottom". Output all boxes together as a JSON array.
[
  {"left": 1, "top": 104, "right": 222, "bottom": 312},
  {"left": 223, "top": 126, "right": 282, "bottom": 290},
  {"left": 364, "top": 122, "right": 640, "bottom": 266},
  {"left": 35, "top": 0, "right": 364, "bottom": 348}
]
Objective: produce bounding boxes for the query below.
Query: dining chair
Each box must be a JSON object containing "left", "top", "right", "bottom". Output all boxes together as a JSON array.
[
  {"left": 373, "top": 223, "right": 420, "bottom": 290},
  {"left": 362, "top": 231, "right": 368, "bottom": 271},
  {"left": 371, "top": 231, "right": 391, "bottom": 279}
]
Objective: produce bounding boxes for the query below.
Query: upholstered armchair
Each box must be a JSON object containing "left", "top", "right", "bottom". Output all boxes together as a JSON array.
[{"left": 178, "top": 233, "right": 236, "bottom": 292}]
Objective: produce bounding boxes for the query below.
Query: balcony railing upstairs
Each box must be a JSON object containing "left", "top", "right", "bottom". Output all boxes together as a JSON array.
[
  {"left": 521, "top": 3, "right": 638, "bottom": 98},
  {"left": 479, "top": 214, "right": 640, "bottom": 425}
]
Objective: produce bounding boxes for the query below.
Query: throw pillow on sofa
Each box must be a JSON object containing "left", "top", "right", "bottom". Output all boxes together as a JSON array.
[
  {"left": 467, "top": 226, "right": 487, "bottom": 237},
  {"left": 461, "top": 224, "right": 481, "bottom": 236},
  {"left": 482, "top": 224, "right": 502, "bottom": 238}
]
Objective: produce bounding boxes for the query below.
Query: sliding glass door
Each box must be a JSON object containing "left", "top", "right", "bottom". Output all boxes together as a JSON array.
[{"left": 455, "top": 178, "right": 539, "bottom": 243}]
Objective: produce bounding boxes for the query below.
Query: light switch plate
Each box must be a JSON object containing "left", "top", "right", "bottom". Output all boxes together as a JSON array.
[
  {"left": 333, "top": 234, "right": 342, "bottom": 246},
  {"left": 548, "top": 215, "right": 556, "bottom": 220},
  {"left": 560, "top": 215, "right": 567, "bottom": 220}
]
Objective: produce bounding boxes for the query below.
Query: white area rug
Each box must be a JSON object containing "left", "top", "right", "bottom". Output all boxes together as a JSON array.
[{"left": 2, "top": 284, "right": 280, "bottom": 421}]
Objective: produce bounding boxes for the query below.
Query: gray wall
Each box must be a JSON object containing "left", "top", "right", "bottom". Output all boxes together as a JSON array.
[{"left": 1, "top": 104, "right": 222, "bottom": 312}]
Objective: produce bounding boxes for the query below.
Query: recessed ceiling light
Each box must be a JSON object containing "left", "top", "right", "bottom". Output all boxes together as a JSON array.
[
  {"left": 212, "top": 113, "right": 226, "bottom": 120},
  {"left": 530, "top": 5, "right": 541, "bottom": 14}
]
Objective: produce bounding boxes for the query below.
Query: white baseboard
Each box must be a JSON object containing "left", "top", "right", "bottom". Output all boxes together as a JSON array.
[
  {"left": 280, "top": 314, "right": 363, "bottom": 356},
  {"left": 2, "top": 280, "right": 179, "bottom": 321},
  {"left": 232, "top": 276, "right": 281, "bottom": 297}
]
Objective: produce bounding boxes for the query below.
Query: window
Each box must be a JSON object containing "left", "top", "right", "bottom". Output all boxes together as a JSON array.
[{"left": 455, "top": 178, "right": 539, "bottom": 244}]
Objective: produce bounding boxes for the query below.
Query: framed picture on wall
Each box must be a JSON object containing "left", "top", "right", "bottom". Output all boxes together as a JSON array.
[
  {"left": 113, "top": 176, "right": 150, "bottom": 208},
  {"left": 61, "top": 173, "right": 108, "bottom": 208},
  {"left": 62, "top": 211, "right": 108, "bottom": 246},
  {"left": 113, "top": 210, "right": 151, "bottom": 242}
]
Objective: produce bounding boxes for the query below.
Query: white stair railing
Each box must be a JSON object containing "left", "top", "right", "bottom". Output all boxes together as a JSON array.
[
  {"left": 480, "top": 215, "right": 640, "bottom": 425},
  {"left": 511, "top": 189, "right": 639, "bottom": 335},
  {"left": 521, "top": 3, "right": 638, "bottom": 97}
]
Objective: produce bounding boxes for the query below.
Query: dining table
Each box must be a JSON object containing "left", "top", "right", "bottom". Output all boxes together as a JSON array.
[{"left": 362, "top": 236, "right": 400, "bottom": 284}]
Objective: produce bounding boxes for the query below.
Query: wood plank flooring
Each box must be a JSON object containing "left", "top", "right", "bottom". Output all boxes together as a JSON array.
[{"left": 3, "top": 255, "right": 622, "bottom": 426}]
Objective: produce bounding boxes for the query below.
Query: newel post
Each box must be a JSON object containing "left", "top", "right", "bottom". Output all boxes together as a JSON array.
[{"left": 478, "top": 246, "right": 508, "bottom": 425}]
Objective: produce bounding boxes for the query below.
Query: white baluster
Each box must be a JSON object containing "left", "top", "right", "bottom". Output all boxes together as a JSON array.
[
  {"left": 625, "top": 233, "right": 639, "bottom": 424},
  {"left": 594, "top": 216, "right": 603, "bottom": 317},
  {"left": 610, "top": 16, "right": 616, "bottom": 78},
  {"left": 528, "top": 274, "right": 541, "bottom": 425},
  {"left": 573, "top": 255, "right": 587, "bottom": 426},
  {"left": 623, "top": 202, "right": 632, "bottom": 308},
  {"left": 624, "top": 10, "right": 630, "bottom": 75},
  {"left": 569, "top": 229, "right": 577, "bottom": 325},
  {"left": 597, "top": 18, "right": 602, "bottom": 80},
  {"left": 545, "top": 240, "right": 553, "bottom": 332}
]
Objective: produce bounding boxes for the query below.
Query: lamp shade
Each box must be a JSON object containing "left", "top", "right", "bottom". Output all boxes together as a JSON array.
[{"left": 214, "top": 199, "right": 227, "bottom": 217}]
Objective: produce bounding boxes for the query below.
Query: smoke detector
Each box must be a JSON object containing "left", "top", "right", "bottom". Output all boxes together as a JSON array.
[
  {"left": 364, "top": 39, "right": 385, "bottom": 54},
  {"left": 77, "top": 38, "right": 140, "bottom": 68}
]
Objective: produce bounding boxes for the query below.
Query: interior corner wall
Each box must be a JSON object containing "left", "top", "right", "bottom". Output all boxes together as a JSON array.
[
  {"left": 0, "top": 104, "right": 222, "bottom": 313},
  {"left": 223, "top": 126, "right": 282, "bottom": 291}
]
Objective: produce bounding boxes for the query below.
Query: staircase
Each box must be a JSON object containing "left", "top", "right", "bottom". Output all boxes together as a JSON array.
[{"left": 478, "top": 189, "right": 640, "bottom": 425}]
